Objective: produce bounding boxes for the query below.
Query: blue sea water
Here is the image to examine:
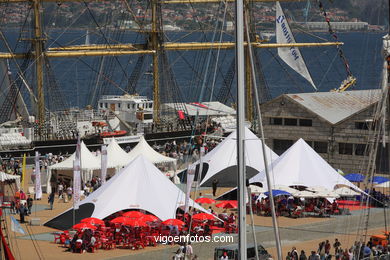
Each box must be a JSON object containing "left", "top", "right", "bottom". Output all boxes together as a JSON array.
[{"left": 0, "top": 29, "right": 385, "bottom": 109}]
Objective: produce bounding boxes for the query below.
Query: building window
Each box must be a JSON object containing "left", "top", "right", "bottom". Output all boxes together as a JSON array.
[
  {"left": 270, "top": 117, "right": 282, "bottom": 125},
  {"left": 355, "top": 121, "right": 369, "bottom": 130},
  {"left": 314, "top": 141, "right": 328, "bottom": 153},
  {"left": 118, "top": 103, "right": 121, "bottom": 108},
  {"left": 273, "top": 139, "right": 294, "bottom": 155},
  {"left": 284, "top": 118, "right": 298, "bottom": 126},
  {"left": 127, "top": 104, "right": 130, "bottom": 109},
  {"left": 99, "top": 103, "right": 103, "bottom": 108},
  {"left": 339, "top": 143, "right": 353, "bottom": 155},
  {"left": 355, "top": 144, "right": 367, "bottom": 156},
  {"left": 104, "top": 103, "right": 108, "bottom": 108},
  {"left": 132, "top": 104, "right": 135, "bottom": 109},
  {"left": 299, "top": 119, "right": 312, "bottom": 127}
]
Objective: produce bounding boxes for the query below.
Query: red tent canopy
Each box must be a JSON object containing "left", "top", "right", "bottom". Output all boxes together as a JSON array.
[
  {"left": 215, "top": 200, "right": 238, "bottom": 209},
  {"left": 122, "top": 211, "right": 145, "bottom": 218},
  {"left": 162, "top": 219, "right": 185, "bottom": 226},
  {"left": 80, "top": 217, "right": 104, "bottom": 225},
  {"left": 192, "top": 213, "right": 216, "bottom": 221},
  {"left": 195, "top": 198, "right": 216, "bottom": 204},
  {"left": 72, "top": 223, "right": 97, "bottom": 230},
  {"left": 140, "top": 215, "right": 159, "bottom": 223}
]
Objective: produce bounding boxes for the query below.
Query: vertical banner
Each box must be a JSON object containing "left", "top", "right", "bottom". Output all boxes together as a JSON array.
[
  {"left": 73, "top": 159, "right": 81, "bottom": 209},
  {"left": 101, "top": 145, "right": 107, "bottom": 185},
  {"left": 34, "top": 151, "right": 42, "bottom": 199},
  {"left": 21, "top": 153, "right": 26, "bottom": 190},
  {"left": 184, "top": 164, "right": 196, "bottom": 213}
]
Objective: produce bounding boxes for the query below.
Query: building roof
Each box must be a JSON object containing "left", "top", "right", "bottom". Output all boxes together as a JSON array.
[
  {"left": 285, "top": 89, "right": 382, "bottom": 125},
  {"left": 163, "top": 101, "right": 236, "bottom": 116}
]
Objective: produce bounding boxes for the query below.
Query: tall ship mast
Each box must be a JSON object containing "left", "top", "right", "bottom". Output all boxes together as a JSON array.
[{"left": 0, "top": 0, "right": 347, "bottom": 155}]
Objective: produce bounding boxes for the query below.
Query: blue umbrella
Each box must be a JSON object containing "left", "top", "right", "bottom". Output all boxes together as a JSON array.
[
  {"left": 344, "top": 173, "right": 365, "bottom": 182},
  {"left": 370, "top": 176, "right": 389, "bottom": 184},
  {"left": 264, "top": 190, "right": 291, "bottom": 197}
]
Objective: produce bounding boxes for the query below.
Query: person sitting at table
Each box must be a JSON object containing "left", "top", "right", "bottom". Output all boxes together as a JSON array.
[
  {"left": 332, "top": 201, "right": 339, "bottom": 214},
  {"left": 204, "top": 224, "right": 211, "bottom": 236},
  {"left": 69, "top": 234, "right": 78, "bottom": 252},
  {"left": 88, "top": 235, "right": 96, "bottom": 252},
  {"left": 228, "top": 213, "right": 235, "bottom": 223}
]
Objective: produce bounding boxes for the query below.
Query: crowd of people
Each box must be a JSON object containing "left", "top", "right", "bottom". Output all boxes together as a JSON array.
[
  {"left": 285, "top": 238, "right": 390, "bottom": 260},
  {"left": 9, "top": 190, "right": 33, "bottom": 223}
]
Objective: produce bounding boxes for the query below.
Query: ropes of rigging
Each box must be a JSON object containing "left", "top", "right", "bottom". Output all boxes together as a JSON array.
[{"left": 316, "top": 1, "right": 355, "bottom": 84}]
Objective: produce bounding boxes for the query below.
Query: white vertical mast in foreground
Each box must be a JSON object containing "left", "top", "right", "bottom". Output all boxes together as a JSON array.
[
  {"left": 245, "top": 11, "right": 283, "bottom": 259},
  {"left": 235, "top": 0, "right": 246, "bottom": 258}
]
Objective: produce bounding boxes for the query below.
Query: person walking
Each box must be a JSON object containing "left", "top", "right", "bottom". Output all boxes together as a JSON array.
[
  {"left": 48, "top": 192, "right": 55, "bottom": 210},
  {"left": 300, "top": 250, "right": 308, "bottom": 260},
  {"left": 27, "top": 195, "right": 33, "bottom": 214},
  {"left": 19, "top": 203, "right": 27, "bottom": 223},
  {"left": 212, "top": 179, "right": 219, "bottom": 197},
  {"left": 67, "top": 186, "right": 73, "bottom": 201},
  {"left": 184, "top": 242, "right": 193, "bottom": 260}
]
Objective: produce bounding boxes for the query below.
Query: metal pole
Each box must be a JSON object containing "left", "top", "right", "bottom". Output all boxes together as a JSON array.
[
  {"left": 244, "top": 10, "right": 283, "bottom": 260},
  {"left": 236, "top": 0, "right": 247, "bottom": 258},
  {"left": 248, "top": 187, "right": 259, "bottom": 260}
]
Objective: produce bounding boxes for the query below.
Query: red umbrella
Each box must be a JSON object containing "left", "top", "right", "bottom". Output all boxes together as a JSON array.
[
  {"left": 195, "top": 198, "right": 216, "bottom": 204},
  {"left": 215, "top": 200, "right": 238, "bottom": 209},
  {"left": 140, "top": 215, "right": 159, "bottom": 223},
  {"left": 80, "top": 217, "right": 104, "bottom": 225},
  {"left": 110, "top": 217, "right": 130, "bottom": 224},
  {"left": 122, "top": 211, "right": 145, "bottom": 218},
  {"left": 192, "top": 213, "right": 216, "bottom": 221},
  {"left": 123, "top": 218, "right": 148, "bottom": 227},
  {"left": 72, "top": 223, "right": 97, "bottom": 230},
  {"left": 162, "top": 219, "right": 185, "bottom": 226}
]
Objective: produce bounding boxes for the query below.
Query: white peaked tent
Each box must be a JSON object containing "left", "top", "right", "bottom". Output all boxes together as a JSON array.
[
  {"left": 0, "top": 172, "right": 21, "bottom": 190},
  {"left": 128, "top": 136, "right": 177, "bottom": 164},
  {"left": 47, "top": 141, "right": 101, "bottom": 192},
  {"left": 98, "top": 138, "right": 133, "bottom": 172},
  {"left": 250, "top": 138, "right": 363, "bottom": 193},
  {"left": 44, "top": 155, "right": 207, "bottom": 230},
  {"left": 190, "top": 127, "right": 278, "bottom": 187}
]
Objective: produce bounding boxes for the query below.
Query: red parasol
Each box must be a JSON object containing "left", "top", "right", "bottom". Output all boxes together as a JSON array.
[
  {"left": 80, "top": 217, "right": 104, "bottom": 225},
  {"left": 195, "top": 198, "right": 216, "bottom": 204},
  {"left": 161, "top": 219, "right": 185, "bottom": 226},
  {"left": 215, "top": 200, "right": 238, "bottom": 209},
  {"left": 72, "top": 223, "right": 97, "bottom": 230},
  {"left": 110, "top": 216, "right": 130, "bottom": 224},
  {"left": 192, "top": 213, "right": 216, "bottom": 221},
  {"left": 140, "top": 215, "right": 159, "bottom": 223},
  {"left": 122, "top": 211, "right": 145, "bottom": 218},
  {"left": 123, "top": 218, "right": 148, "bottom": 227}
]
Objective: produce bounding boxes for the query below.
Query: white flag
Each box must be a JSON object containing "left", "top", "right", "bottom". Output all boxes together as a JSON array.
[
  {"left": 276, "top": 1, "right": 316, "bottom": 90},
  {"left": 34, "top": 151, "right": 42, "bottom": 199},
  {"left": 73, "top": 159, "right": 81, "bottom": 210},
  {"left": 101, "top": 145, "right": 108, "bottom": 185}
]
